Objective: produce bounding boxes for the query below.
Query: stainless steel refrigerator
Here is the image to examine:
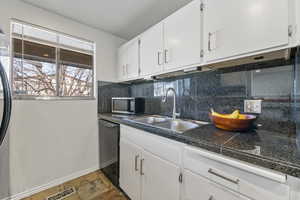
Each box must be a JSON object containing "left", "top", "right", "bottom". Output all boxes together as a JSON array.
[{"left": 0, "top": 27, "right": 12, "bottom": 200}]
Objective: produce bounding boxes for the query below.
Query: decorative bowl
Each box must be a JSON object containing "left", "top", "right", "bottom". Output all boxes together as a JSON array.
[{"left": 209, "top": 113, "right": 257, "bottom": 132}]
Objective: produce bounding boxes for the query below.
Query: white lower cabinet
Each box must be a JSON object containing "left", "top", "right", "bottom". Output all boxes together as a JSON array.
[
  {"left": 120, "top": 125, "right": 291, "bottom": 200},
  {"left": 183, "top": 146, "right": 290, "bottom": 200},
  {"left": 183, "top": 170, "right": 248, "bottom": 200},
  {"left": 120, "top": 138, "right": 142, "bottom": 200},
  {"left": 141, "top": 150, "right": 181, "bottom": 200},
  {"left": 119, "top": 128, "right": 181, "bottom": 200}
]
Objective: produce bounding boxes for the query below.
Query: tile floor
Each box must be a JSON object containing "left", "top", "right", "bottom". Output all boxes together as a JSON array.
[{"left": 22, "top": 170, "right": 128, "bottom": 200}]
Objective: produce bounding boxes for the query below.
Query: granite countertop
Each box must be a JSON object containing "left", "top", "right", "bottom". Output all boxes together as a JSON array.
[{"left": 98, "top": 113, "right": 300, "bottom": 178}]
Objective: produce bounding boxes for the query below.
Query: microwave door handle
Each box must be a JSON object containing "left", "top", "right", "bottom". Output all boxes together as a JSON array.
[
  {"left": 111, "top": 101, "right": 114, "bottom": 112},
  {"left": 129, "top": 101, "right": 135, "bottom": 113}
]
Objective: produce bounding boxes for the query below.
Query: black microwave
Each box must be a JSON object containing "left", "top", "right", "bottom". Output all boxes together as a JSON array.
[{"left": 112, "top": 97, "right": 145, "bottom": 114}]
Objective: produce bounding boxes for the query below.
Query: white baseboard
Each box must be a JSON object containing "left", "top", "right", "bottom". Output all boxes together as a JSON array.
[{"left": 7, "top": 165, "right": 100, "bottom": 200}]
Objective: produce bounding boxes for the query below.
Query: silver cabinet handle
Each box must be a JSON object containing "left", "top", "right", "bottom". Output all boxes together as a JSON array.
[
  {"left": 157, "top": 51, "right": 163, "bottom": 65},
  {"left": 164, "top": 49, "right": 169, "bottom": 63},
  {"left": 122, "top": 65, "right": 126, "bottom": 76},
  {"left": 126, "top": 64, "right": 128, "bottom": 75},
  {"left": 134, "top": 155, "right": 139, "bottom": 171},
  {"left": 140, "top": 158, "right": 144, "bottom": 175},
  {"left": 208, "top": 32, "right": 212, "bottom": 51},
  {"left": 208, "top": 168, "right": 239, "bottom": 184},
  {"left": 157, "top": 52, "right": 160, "bottom": 65}
]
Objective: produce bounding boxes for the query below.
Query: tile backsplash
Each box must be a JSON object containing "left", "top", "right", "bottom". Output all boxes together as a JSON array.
[
  {"left": 97, "top": 81, "right": 130, "bottom": 113},
  {"left": 98, "top": 49, "right": 300, "bottom": 136}
]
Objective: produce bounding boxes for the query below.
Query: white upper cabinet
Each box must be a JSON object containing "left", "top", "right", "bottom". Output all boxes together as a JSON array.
[
  {"left": 164, "top": 0, "right": 202, "bottom": 71},
  {"left": 117, "top": 38, "right": 140, "bottom": 81},
  {"left": 117, "top": 45, "right": 128, "bottom": 81},
  {"left": 117, "top": 0, "right": 298, "bottom": 82},
  {"left": 203, "top": 0, "right": 289, "bottom": 63},
  {"left": 140, "top": 23, "right": 164, "bottom": 76},
  {"left": 127, "top": 39, "right": 140, "bottom": 79}
]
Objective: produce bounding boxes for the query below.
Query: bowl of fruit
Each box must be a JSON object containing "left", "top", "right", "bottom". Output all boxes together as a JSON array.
[{"left": 209, "top": 109, "right": 257, "bottom": 132}]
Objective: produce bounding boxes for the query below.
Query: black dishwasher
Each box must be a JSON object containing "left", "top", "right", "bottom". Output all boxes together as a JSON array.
[{"left": 99, "top": 119, "right": 120, "bottom": 187}]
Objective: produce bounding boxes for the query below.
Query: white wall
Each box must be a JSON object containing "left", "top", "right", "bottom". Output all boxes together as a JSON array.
[
  {"left": 297, "top": 0, "right": 300, "bottom": 45},
  {"left": 0, "top": 0, "right": 125, "bottom": 199}
]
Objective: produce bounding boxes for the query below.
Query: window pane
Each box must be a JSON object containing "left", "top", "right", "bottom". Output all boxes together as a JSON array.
[
  {"left": 60, "top": 65, "right": 92, "bottom": 96},
  {"left": 23, "top": 24, "right": 57, "bottom": 43},
  {"left": 13, "top": 38, "right": 22, "bottom": 55},
  {"left": 60, "top": 48, "right": 93, "bottom": 68},
  {"left": 12, "top": 22, "right": 23, "bottom": 35},
  {"left": 12, "top": 22, "right": 57, "bottom": 43},
  {"left": 12, "top": 58, "right": 24, "bottom": 95},
  {"left": 13, "top": 58, "right": 57, "bottom": 96},
  {"left": 59, "top": 35, "right": 94, "bottom": 51},
  {"left": 11, "top": 22, "right": 95, "bottom": 99},
  {"left": 13, "top": 38, "right": 56, "bottom": 61}
]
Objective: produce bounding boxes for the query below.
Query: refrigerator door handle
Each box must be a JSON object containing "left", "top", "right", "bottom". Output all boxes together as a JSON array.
[{"left": 0, "top": 61, "right": 12, "bottom": 146}]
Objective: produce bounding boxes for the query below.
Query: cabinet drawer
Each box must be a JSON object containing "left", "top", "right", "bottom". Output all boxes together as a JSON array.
[
  {"left": 183, "top": 169, "right": 248, "bottom": 200},
  {"left": 184, "top": 146, "right": 289, "bottom": 200},
  {"left": 120, "top": 125, "right": 183, "bottom": 165}
]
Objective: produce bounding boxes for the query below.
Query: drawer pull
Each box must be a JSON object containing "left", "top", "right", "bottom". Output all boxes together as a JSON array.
[
  {"left": 134, "top": 155, "right": 139, "bottom": 171},
  {"left": 208, "top": 168, "right": 239, "bottom": 184}
]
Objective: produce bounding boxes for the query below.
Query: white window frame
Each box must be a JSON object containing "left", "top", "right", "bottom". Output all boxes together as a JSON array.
[{"left": 10, "top": 19, "right": 96, "bottom": 100}]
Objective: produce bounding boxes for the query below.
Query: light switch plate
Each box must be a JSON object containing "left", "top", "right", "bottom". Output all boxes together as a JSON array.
[{"left": 244, "top": 100, "right": 262, "bottom": 114}]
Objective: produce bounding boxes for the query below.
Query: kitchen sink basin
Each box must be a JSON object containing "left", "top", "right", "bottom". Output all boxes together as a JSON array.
[
  {"left": 156, "top": 120, "right": 200, "bottom": 133},
  {"left": 133, "top": 116, "right": 168, "bottom": 124},
  {"left": 131, "top": 115, "right": 208, "bottom": 133}
]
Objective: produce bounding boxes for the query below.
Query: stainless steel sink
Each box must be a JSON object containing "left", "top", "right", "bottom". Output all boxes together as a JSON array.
[
  {"left": 156, "top": 120, "right": 200, "bottom": 133},
  {"left": 131, "top": 115, "right": 208, "bottom": 133},
  {"left": 133, "top": 116, "right": 168, "bottom": 124}
]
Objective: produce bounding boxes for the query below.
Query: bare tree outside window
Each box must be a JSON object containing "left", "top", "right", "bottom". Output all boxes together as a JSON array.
[
  {"left": 11, "top": 23, "right": 95, "bottom": 99},
  {"left": 13, "top": 58, "right": 57, "bottom": 96},
  {"left": 60, "top": 65, "right": 93, "bottom": 96}
]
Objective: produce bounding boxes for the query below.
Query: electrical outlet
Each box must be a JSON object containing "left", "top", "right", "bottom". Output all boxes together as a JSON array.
[{"left": 244, "top": 100, "right": 262, "bottom": 114}]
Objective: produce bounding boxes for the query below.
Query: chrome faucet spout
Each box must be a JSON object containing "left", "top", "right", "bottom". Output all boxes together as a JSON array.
[{"left": 162, "top": 88, "right": 180, "bottom": 120}]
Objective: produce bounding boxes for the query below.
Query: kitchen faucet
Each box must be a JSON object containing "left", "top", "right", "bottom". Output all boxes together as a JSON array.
[{"left": 162, "top": 88, "right": 180, "bottom": 120}]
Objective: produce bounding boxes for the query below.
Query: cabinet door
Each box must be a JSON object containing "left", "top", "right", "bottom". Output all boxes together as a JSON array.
[
  {"left": 140, "top": 23, "right": 164, "bottom": 76},
  {"left": 182, "top": 170, "right": 248, "bottom": 200},
  {"left": 141, "top": 150, "right": 180, "bottom": 200},
  {"left": 120, "top": 139, "right": 142, "bottom": 200},
  {"left": 164, "top": 0, "right": 202, "bottom": 71},
  {"left": 204, "top": 0, "right": 289, "bottom": 62},
  {"left": 127, "top": 39, "right": 140, "bottom": 79},
  {"left": 183, "top": 170, "right": 216, "bottom": 200},
  {"left": 117, "top": 45, "right": 127, "bottom": 81}
]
